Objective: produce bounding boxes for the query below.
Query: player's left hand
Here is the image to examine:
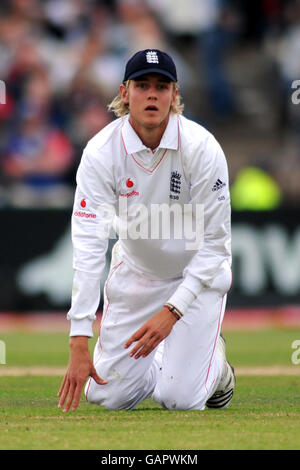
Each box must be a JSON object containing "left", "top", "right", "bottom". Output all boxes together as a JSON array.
[{"left": 124, "top": 307, "right": 178, "bottom": 359}]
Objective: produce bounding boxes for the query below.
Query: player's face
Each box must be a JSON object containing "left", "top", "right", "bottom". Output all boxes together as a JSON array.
[{"left": 120, "top": 74, "right": 177, "bottom": 135}]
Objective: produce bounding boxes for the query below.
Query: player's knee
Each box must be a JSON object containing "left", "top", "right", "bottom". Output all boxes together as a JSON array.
[
  {"left": 157, "top": 391, "right": 191, "bottom": 410},
  {"left": 153, "top": 382, "right": 207, "bottom": 411},
  {"left": 100, "top": 396, "right": 131, "bottom": 410},
  {"left": 86, "top": 380, "right": 135, "bottom": 410},
  {"left": 153, "top": 384, "right": 191, "bottom": 411}
]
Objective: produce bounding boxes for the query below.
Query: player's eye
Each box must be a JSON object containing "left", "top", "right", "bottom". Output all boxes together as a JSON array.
[{"left": 158, "top": 83, "right": 172, "bottom": 91}]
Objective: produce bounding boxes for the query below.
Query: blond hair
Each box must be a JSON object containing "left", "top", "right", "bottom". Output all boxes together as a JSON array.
[{"left": 107, "top": 80, "right": 184, "bottom": 117}]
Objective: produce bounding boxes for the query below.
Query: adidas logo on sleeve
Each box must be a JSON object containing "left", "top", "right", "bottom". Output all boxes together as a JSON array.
[{"left": 212, "top": 179, "right": 226, "bottom": 192}]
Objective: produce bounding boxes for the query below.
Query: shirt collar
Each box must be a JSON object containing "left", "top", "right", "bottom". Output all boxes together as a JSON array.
[{"left": 121, "top": 113, "right": 180, "bottom": 156}]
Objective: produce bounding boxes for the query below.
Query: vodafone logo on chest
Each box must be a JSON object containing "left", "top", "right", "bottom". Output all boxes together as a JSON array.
[
  {"left": 120, "top": 177, "right": 139, "bottom": 198},
  {"left": 126, "top": 178, "right": 134, "bottom": 188}
]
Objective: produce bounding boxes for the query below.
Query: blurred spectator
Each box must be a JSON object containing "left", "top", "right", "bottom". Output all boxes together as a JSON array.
[
  {"left": 116, "top": 0, "right": 166, "bottom": 52},
  {"left": 1, "top": 72, "right": 74, "bottom": 207},
  {"left": 62, "top": 73, "right": 113, "bottom": 184},
  {"left": 196, "top": 0, "right": 241, "bottom": 116}
]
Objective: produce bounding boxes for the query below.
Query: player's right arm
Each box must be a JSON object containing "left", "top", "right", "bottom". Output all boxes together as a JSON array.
[{"left": 58, "top": 144, "right": 116, "bottom": 412}]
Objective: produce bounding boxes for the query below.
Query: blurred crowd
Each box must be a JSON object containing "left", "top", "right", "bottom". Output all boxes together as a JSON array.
[{"left": 0, "top": 0, "right": 299, "bottom": 208}]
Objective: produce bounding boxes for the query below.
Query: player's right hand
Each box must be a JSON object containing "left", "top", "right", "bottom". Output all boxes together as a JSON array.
[{"left": 57, "top": 336, "right": 108, "bottom": 412}]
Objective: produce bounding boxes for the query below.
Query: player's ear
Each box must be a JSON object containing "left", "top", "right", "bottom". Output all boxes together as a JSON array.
[
  {"left": 171, "top": 83, "right": 178, "bottom": 107},
  {"left": 120, "top": 83, "right": 129, "bottom": 105}
]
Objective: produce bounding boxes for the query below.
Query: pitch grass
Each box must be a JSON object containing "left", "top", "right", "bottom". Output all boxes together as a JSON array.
[
  {"left": 0, "top": 376, "right": 299, "bottom": 450},
  {"left": 0, "top": 328, "right": 300, "bottom": 450}
]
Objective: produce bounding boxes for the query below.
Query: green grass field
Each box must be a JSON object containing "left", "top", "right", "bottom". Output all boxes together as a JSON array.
[{"left": 0, "top": 328, "right": 300, "bottom": 450}]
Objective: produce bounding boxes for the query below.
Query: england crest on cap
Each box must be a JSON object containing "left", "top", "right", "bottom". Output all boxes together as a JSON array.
[
  {"left": 146, "top": 51, "right": 159, "bottom": 64},
  {"left": 123, "top": 49, "right": 177, "bottom": 82}
]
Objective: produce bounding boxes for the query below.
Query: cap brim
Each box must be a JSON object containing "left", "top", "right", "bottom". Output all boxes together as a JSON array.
[{"left": 126, "top": 68, "right": 176, "bottom": 82}]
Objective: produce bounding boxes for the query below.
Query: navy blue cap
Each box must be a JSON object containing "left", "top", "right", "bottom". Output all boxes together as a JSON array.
[{"left": 123, "top": 49, "right": 177, "bottom": 82}]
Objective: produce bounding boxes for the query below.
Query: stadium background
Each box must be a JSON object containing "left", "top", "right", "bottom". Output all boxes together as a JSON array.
[{"left": 0, "top": 0, "right": 299, "bottom": 328}]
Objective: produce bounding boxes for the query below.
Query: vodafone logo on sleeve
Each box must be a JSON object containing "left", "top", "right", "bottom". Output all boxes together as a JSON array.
[{"left": 74, "top": 197, "right": 97, "bottom": 219}]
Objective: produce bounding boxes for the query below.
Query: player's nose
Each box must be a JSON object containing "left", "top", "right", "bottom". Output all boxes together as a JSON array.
[
  {"left": 147, "top": 95, "right": 158, "bottom": 102},
  {"left": 147, "top": 86, "right": 158, "bottom": 100}
]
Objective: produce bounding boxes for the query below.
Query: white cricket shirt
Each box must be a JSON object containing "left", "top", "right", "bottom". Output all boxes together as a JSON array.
[{"left": 68, "top": 112, "right": 231, "bottom": 336}]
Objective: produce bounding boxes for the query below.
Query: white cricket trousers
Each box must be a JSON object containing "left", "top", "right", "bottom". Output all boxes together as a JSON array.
[{"left": 85, "top": 245, "right": 232, "bottom": 410}]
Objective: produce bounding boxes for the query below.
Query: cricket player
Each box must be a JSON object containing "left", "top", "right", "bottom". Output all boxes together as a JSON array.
[{"left": 58, "top": 49, "right": 235, "bottom": 412}]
